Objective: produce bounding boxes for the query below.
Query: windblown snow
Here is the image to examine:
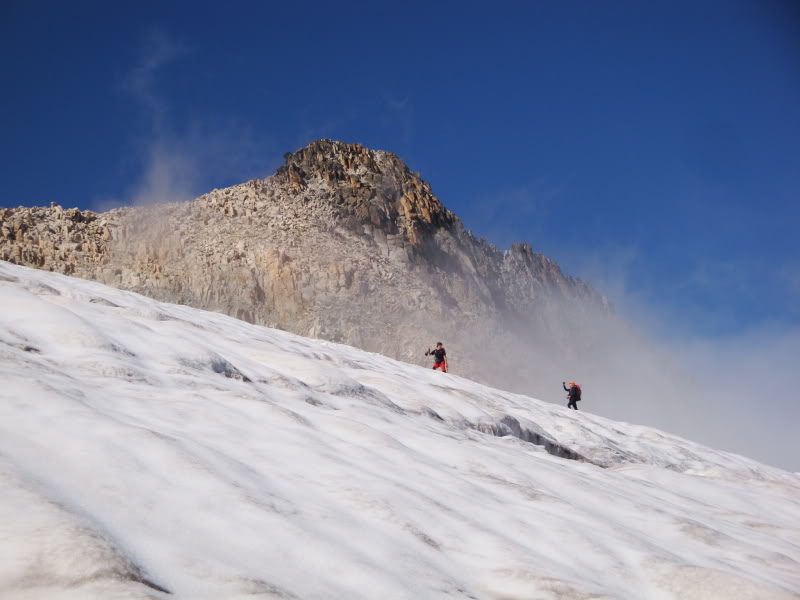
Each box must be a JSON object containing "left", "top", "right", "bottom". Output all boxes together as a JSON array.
[{"left": 0, "top": 261, "right": 798, "bottom": 600}]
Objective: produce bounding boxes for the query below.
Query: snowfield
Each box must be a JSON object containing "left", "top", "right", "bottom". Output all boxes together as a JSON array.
[{"left": 1, "top": 261, "right": 799, "bottom": 600}]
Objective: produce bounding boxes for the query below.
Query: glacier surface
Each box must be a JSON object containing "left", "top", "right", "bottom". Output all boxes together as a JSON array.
[{"left": 0, "top": 261, "right": 798, "bottom": 600}]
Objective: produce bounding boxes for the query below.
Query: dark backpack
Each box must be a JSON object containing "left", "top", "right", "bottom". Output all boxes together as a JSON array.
[{"left": 574, "top": 385, "right": 582, "bottom": 401}]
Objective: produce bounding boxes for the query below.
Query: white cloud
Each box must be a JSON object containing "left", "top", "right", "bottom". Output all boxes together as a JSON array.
[
  {"left": 109, "top": 29, "right": 277, "bottom": 209},
  {"left": 122, "top": 29, "right": 187, "bottom": 135}
]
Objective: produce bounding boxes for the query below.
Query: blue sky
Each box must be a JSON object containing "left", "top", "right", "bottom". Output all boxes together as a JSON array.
[{"left": 2, "top": 0, "right": 798, "bottom": 339}]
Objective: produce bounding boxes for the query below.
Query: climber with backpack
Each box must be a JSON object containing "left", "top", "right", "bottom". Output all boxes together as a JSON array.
[
  {"left": 425, "top": 342, "right": 448, "bottom": 373},
  {"left": 563, "top": 381, "right": 581, "bottom": 410}
]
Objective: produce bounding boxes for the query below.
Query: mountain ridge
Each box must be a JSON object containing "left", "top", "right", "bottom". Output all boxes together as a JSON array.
[{"left": 1, "top": 139, "right": 607, "bottom": 393}]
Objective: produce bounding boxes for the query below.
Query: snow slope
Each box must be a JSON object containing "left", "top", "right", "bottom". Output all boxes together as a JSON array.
[{"left": 1, "top": 261, "right": 798, "bottom": 600}]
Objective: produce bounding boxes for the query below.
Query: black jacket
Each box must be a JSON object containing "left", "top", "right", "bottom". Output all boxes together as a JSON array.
[
  {"left": 563, "top": 383, "right": 581, "bottom": 401},
  {"left": 427, "top": 347, "right": 447, "bottom": 363}
]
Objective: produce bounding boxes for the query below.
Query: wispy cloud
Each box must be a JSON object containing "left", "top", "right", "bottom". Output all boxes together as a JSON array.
[
  {"left": 103, "top": 29, "right": 276, "bottom": 209},
  {"left": 122, "top": 29, "right": 187, "bottom": 135}
]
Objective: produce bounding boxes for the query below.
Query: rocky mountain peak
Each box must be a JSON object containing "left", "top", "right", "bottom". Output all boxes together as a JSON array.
[{"left": 276, "top": 139, "right": 454, "bottom": 246}]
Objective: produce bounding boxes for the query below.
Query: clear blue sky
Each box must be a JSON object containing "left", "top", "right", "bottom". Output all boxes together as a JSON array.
[{"left": 2, "top": 0, "right": 798, "bottom": 338}]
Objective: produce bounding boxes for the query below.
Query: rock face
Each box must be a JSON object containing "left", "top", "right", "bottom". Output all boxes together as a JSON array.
[{"left": 0, "top": 140, "right": 608, "bottom": 393}]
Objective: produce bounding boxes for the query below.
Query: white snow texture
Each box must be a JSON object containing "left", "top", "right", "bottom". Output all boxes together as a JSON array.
[{"left": 0, "top": 261, "right": 798, "bottom": 600}]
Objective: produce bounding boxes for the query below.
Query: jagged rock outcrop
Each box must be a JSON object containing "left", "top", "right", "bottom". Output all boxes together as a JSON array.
[{"left": 0, "top": 140, "right": 608, "bottom": 393}]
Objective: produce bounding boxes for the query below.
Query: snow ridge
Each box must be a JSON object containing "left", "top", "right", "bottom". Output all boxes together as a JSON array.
[{"left": 1, "top": 261, "right": 798, "bottom": 600}]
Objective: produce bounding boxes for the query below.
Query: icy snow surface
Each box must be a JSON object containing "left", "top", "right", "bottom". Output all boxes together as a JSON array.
[{"left": 1, "top": 261, "right": 799, "bottom": 600}]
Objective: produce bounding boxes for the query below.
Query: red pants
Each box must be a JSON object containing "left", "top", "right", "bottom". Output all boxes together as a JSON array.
[{"left": 432, "top": 362, "right": 447, "bottom": 372}]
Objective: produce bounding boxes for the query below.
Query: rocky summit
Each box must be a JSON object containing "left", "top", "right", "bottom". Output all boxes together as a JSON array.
[{"left": 0, "top": 140, "right": 608, "bottom": 393}]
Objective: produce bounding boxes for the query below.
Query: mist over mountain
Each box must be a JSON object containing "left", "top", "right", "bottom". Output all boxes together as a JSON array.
[{"left": 0, "top": 140, "right": 782, "bottom": 467}]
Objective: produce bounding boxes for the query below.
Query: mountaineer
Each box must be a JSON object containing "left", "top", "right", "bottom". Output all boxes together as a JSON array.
[
  {"left": 563, "top": 381, "right": 582, "bottom": 410},
  {"left": 425, "top": 342, "right": 448, "bottom": 373}
]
